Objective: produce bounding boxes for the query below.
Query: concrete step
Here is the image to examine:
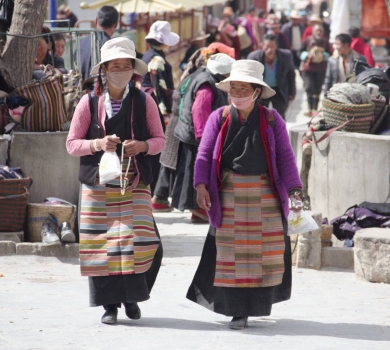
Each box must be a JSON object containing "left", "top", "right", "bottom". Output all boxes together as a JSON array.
[
  {"left": 16, "top": 243, "right": 79, "bottom": 258},
  {"left": 321, "top": 247, "right": 354, "bottom": 269},
  {"left": 0, "top": 231, "right": 24, "bottom": 243}
]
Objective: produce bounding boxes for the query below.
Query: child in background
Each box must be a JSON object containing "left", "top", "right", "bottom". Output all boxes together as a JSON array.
[{"left": 53, "top": 33, "right": 66, "bottom": 58}]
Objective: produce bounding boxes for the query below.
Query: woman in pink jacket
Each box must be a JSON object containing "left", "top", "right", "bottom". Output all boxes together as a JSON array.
[{"left": 66, "top": 38, "right": 165, "bottom": 325}]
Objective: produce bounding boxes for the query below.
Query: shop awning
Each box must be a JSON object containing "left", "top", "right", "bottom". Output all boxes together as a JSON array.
[{"left": 80, "top": 0, "right": 224, "bottom": 12}]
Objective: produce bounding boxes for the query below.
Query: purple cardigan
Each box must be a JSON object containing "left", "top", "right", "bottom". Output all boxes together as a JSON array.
[{"left": 194, "top": 106, "right": 302, "bottom": 228}]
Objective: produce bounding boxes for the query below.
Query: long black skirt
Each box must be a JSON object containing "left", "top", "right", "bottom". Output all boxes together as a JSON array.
[
  {"left": 171, "top": 142, "right": 199, "bottom": 211},
  {"left": 88, "top": 220, "right": 163, "bottom": 307},
  {"left": 186, "top": 225, "right": 292, "bottom": 317}
]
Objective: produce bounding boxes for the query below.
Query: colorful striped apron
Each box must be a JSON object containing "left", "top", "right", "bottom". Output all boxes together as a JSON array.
[
  {"left": 215, "top": 171, "right": 285, "bottom": 288},
  {"left": 79, "top": 160, "right": 160, "bottom": 277}
]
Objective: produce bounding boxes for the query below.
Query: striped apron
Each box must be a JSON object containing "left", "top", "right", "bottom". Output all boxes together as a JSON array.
[
  {"left": 79, "top": 159, "right": 160, "bottom": 277},
  {"left": 215, "top": 171, "right": 285, "bottom": 288}
]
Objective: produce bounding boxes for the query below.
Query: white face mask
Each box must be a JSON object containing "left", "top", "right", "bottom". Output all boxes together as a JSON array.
[
  {"left": 105, "top": 70, "right": 134, "bottom": 89},
  {"left": 230, "top": 91, "right": 259, "bottom": 110}
]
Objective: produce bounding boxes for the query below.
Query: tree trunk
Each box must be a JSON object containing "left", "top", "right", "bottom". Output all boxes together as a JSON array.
[{"left": 0, "top": 0, "right": 48, "bottom": 88}]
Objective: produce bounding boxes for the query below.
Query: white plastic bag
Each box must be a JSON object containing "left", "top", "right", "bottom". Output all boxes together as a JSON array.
[
  {"left": 287, "top": 210, "right": 319, "bottom": 236},
  {"left": 99, "top": 135, "right": 122, "bottom": 185}
]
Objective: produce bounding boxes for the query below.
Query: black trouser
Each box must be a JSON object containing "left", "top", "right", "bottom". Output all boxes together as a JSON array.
[
  {"left": 150, "top": 154, "right": 161, "bottom": 196},
  {"left": 292, "top": 50, "right": 301, "bottom": 70},
  {"left": 260, "top": 87, "right": 288, "bottom": 120},
  {"left": 153, "top": 165, "right": 175, "bottom": 200},
  {"left": 301, "top": 70, "right": 326, "bottom": 111}
]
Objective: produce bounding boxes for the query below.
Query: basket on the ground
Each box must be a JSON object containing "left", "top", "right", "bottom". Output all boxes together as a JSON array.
[
  {"left": 0, "top": 177, "right": 32, "bottom": 232},
  {"left": 322, "top": 98, "right": 374, "bottom": 133},
  {"left": 27, "top": 203, "right": 76, "bottom": 242}
]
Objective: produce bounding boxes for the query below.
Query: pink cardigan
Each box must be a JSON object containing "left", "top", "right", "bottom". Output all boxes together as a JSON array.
[{"left": 66, "top": 92, "right": 165, "bottom": 187}]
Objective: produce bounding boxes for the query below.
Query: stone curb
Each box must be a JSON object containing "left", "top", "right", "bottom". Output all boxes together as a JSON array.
[
  {"left": 0, "top": 241, "right": 16, "bottom": 256},
  {"left": 0, "top": 231, "right": 24, "bottom": 243},
  {"left": 15, "top": 243, "right": 79, "bottom": 258},
  {"left": 321, "top": 247, "right": 354, "bottom": 269}
]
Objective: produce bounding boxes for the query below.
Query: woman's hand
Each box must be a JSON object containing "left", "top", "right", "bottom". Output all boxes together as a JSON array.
[
  {"left": 99, "top": 135, "right": 121, "bottom": 152},
  {"left": 123, "top": 139, "right": 147, "bottom": 157},
  {"left": 196, "top": 184, "right": 212, "bottom": 211},
  {"left": 289, "top": 193, "right": 303, "bottom": 213}
]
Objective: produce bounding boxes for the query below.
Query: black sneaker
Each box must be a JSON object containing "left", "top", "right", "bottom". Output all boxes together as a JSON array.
[{"left": 101, "top": 306, "right": 118, "bottom": 324}]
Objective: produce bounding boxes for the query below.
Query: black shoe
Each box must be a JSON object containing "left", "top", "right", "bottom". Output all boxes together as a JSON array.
[
  {"left": 101, "top": 306, "right": 118, "bottom": 324},
  {"left": 229, "top": 317, "right": 248, "bottom": 330},
  {"left": 124, "top": 302, "right": 141, "bottom": 320}
]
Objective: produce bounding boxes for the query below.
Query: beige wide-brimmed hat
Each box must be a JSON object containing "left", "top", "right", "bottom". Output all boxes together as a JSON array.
[
  {"left": 145, "top": 20, "right": 180, "bottom": 46},
  {"left": 266, "top": 14, "right": 281, "bottom": 28},
  {"left": 289, "top": 10, "right": 302, "bottom": 19},
  {"left": 191, "top": 30, "right": 210, "bottom": 42},
  {"left": 216, "top": 60, "right": 276, "bottom": 99},
  {"left": 309, "top": 15, "right": 323, "bottom": 24},
  {"left": 90, "top": 37, "right": 147, "bottom": 76}
]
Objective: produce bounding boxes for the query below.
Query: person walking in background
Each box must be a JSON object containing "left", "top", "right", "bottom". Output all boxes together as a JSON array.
[
  {"left": 324, "top": 33, "right": 367, "bottom": 93},
  {"left": 248, "top": 34, "right": 296, "bottom": 119},
  {"left": 281, "top": 10, "right": 305, "bottom": 69},
  {"left": 349, "top": 27, "right": 375, "bottom": 68},
  {"left": 300, "top": 24, "right": 331, "bottom": 116},
  {"left": 172, "top": 53, "right": 235, "bottom": 223},
  {"left": 301, "top": 15, "right": 330, "bottom": 41},
  {"left": 187, "top": 59, "right": 302, "bottom": 330},
  {"left": 141, "top": 21, "right": 179, "bottom": 207},
  {"left": 57, "top": 4, "right": 78, "bottom": 28},
  {"left": 180, "top": 31, "right": 210, "bottom": 71},
  {"left": 152, "top": 43, "right": 235, "bottom": 213},
  {"left": 265, "top": 14, "right": 290, "bottom": 50},
  {"left": 255, "top": 9, "right": 267, "bottom": 48},
  {"left": 75, "top": 6, "right": 118, "bottom": 82},
  {"left": 66, "top": 38, "right": 165, "bottom": 325},
  {"left": 218, "top": 7, "right": 241, "bottom": 59}
]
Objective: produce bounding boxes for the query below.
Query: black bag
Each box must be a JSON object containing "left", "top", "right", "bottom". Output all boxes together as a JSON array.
[
  {"left": 0, "top": 0, "right": 14, "bottom": 30},
  {"left": 355, "top": 68, "right": 390, "bottom": 103}
]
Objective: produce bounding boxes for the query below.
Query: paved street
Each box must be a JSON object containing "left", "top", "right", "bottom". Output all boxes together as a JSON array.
[
  {"left": 1, "top": 77, "right": 390, "bottom": 350},
  {"left": 1, "top": 210, "right": 390, "bottom": 350}
]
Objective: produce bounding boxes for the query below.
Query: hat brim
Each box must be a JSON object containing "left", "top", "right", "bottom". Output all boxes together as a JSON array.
[
  {"left": 0, "top": 90, "right": 8, "bottom": 99},
  {"left": 90, "top": 54, "right": 148, "bottom": 76},
  {"left": 191, "top": 33, "right": 210, "bottom": 42},
  {"left": 145, "top": 32, "right": 180, "bottom": 46},
  {"left": 216, "top": 77, "right": 276, "bottom": 99}
]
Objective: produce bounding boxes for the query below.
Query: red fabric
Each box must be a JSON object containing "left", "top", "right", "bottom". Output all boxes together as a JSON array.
[
  {"left": 216, "top": 113, "right": 231, "bottom": 190},
  {"left": 192, "top": 84, "right": 214, "bottom": 140},
  {"left": 259, "top": 105, "right": 277, "bottom": 197},
  {"left": 216, "top": 106, "right": 277, "bottom": 196},
  {"left": 361, "top": 0, "right": 390, "bottom": 39},
  {"left": 351, "top": 37, "right": 376, "bottom": 67}
]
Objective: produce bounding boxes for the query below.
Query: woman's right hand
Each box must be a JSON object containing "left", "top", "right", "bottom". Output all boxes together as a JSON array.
[
  {"left": 196, "top": 184, "right": 212, "bottom": 211},
  {"left": 98, "top": 135, "right": 121, "bottom": 152}
]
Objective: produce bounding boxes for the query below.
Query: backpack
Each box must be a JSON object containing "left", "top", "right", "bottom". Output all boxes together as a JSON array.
[{"left": 237, "top": 25, "right": 252, "bottom": 50}]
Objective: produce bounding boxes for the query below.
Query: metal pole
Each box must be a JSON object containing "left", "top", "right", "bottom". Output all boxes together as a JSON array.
[{"left": 50, "top": 0, "right": 58, "bottom": 27}]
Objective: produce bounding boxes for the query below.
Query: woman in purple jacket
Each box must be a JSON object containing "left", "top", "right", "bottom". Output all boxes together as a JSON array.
[{"left": 186, "top": 60, "right": 303, "bottom": 330}]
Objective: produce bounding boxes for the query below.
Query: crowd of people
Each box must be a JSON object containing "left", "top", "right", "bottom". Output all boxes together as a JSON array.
[{"left": 27, "top": 1, "right": 380, "bottom": 332}]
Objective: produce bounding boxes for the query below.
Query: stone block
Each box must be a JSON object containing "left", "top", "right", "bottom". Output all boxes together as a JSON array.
[
  {"left": 296, "top": 212, "right": 322, "bottom": 270},
  {"left": 322, "top": 247, "right": 354, "bottom": 269},
  {"left": 321, "top": 225, "right": 333, "bottom": 241},
  {"left": 354, "top": 228, "right": 390, "bottom": 283},
  {"left": 0, "top": 231, "right": 24, "bottom": 243},
  {"left": 0, "top": 241, "right": 16, "bottom": 256},
  {"left": 16, "top": 243, "right": 79, "bottom": 258}
]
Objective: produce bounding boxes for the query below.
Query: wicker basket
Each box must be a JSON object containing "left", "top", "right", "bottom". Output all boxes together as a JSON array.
[
  {"left": 322, "top": 98, "right": 374, "bottom": 133},
  {"left": 27, "top": 203, "right": 76, "bottom": 242},
  {"left": 0, "top": 177, "right": 32, "bottom": 232}
]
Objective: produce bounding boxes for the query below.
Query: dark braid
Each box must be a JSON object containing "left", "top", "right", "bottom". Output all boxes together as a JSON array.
[{"left": 94, "top": 66, "right": 105, "bottom": 96}]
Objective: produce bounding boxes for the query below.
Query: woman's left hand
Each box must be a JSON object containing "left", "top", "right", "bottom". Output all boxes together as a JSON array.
[
  {"left": 289, "top": 193, "right": 303, "bottom": 213},
  {"left": 123, "top": 139, "right": 147, "bottom": 158}
]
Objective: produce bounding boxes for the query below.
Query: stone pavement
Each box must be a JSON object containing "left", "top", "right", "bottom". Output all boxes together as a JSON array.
[{"left": 1, "top": 210, "right": 390, "bottom": 350}]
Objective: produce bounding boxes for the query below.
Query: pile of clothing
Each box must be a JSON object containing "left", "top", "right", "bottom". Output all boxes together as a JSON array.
[{"left": 331, "top": 202, "right": 390, "bottom": 245}]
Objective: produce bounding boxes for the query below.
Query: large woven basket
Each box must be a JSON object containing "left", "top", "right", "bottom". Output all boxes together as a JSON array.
[
  {"left": 27, "top": 203, "right": 76, "bottom": 242},
  {"left": 0, "top": 177, "right": 32, "bottom": 232},
  {"left": 322, "top": 98, "right": 374, "bottom": 133}
]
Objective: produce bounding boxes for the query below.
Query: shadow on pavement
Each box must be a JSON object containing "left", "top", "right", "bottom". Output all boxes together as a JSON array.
[{"left": 115, "top": 317, "right": 390, "bottom": 341}]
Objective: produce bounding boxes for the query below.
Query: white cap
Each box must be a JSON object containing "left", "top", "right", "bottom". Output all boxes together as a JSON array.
[{"left": 206, "top": 53, "right": 235, "bottom": 76}]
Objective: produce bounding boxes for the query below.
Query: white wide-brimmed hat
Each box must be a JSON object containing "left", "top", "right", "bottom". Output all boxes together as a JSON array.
[
  {"left": 216, "top": 60, "right": 276, "bottom": 99},
  {"left": 145, "top": 21, "right": 180, "bottom": 46},
  {"left": 207, "top": 53, "right": 235, "bottom": 75},
  {"left": 90, "top": 37, "right": 147, "bottom": 76}
]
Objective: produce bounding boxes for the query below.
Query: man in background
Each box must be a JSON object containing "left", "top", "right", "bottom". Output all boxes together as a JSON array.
[
  {"left": 57, "top": 4, "right": 78, "bottom": 28},
  {"left": 248, "top": 34, "right": 296, "bottom": 119},
  {"left": 349, "top": 27, "right": 375, "bottom": 68},
  {"left": 75, "top": 6, "right": 118, "bottom": 82}
]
